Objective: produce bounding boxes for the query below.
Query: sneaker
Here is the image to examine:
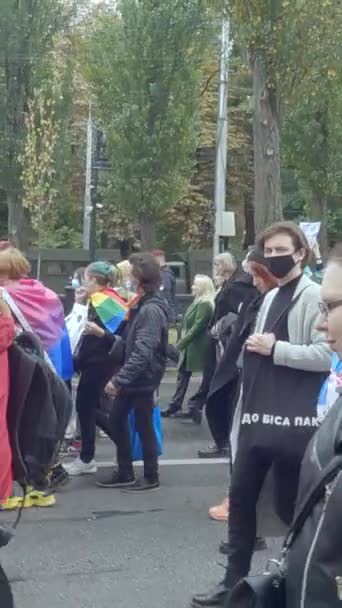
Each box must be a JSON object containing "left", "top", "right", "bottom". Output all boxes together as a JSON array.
[
  {"left": 64, "top": 458, "right": 97, "bottom": 476},
  {"left": 47, "top": 464, "right": 70, "bottom": 491},
  {"left": 123, "top": 477, "right": 160, "bottom": 492},
  {"left": 209, "top": 497, "right": 229, "bottom": 522},
  {"left": 0, "top": 496, "right": 23, "bottom": 511},
  {"left": 96, "top": 470, "right": 135, "bottom": 488},
  {"left": 22, "top": 490, "right": 56, "bottom": 508}
]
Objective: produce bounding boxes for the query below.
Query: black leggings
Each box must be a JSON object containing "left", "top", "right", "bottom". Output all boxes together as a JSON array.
[
  {"left": 205, "top": 377, "right": 239, "bottom": 450},
  {"left": 225, "top": 442, "right": 302, "bottom": 581}
]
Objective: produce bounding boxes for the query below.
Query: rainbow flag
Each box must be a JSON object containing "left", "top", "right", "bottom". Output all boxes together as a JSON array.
[{"left": 90, "top": 288, "right": 128, "bottom": 333}]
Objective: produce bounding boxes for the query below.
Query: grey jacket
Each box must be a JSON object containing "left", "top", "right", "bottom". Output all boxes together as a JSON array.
[{"left": 255, "top": 273, "right": 331, "bottom": 373}]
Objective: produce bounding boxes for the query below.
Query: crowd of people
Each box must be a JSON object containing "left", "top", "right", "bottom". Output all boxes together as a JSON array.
[{"left": 0, "top": 221, "right": 342, "bottom": 607}]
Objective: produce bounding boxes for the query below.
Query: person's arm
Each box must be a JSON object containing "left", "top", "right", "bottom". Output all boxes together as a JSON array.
[
  {"left": 176, "top": 302, "right": 212, "bottom": 350},
  {"left": 273, "top": 297, "right": 332, "bottom": 372},
  {"left": 114, "top": 306, "right": 164, "bottom": 389}
]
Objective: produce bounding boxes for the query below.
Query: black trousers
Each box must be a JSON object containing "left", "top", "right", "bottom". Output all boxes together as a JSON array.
[
  {"left": 186, "top": 336, "right": 216, "bottom": 411},
  {"left": 169, "top": 367, "right": 192, "bottom": 411},
  {"left": 225, "top": 442, "right": 302, "bottom": 583},
  {"left": 106, "top": 391, "right": 158, "bottom": 480},
  {"left": 205, "top": 376, "right": 239, "bottom": 449},
  {"left": 76, "top": 366, "right": 113, "bottom": 463}
]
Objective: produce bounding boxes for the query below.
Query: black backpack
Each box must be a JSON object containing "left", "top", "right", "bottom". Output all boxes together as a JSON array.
[{"left": 7, "top": 331, "right": 72, "bottom": 491}]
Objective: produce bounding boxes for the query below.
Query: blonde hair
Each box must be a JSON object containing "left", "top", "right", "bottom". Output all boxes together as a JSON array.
[
  {"left": 0, "top": 247, "right": 31, "bottom": 280},
  {"left": 214, "top": 252, "right": 237, "bottom": 278},
  {"left": 117, "top": 259, "right": 132, "bottom": 284},
  {"left": 194, "top": 274, "right": 215, "bottom": 307}
]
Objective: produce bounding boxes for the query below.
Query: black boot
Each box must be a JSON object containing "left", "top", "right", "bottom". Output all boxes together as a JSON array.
[
  {"left": 161, "top": 405, "right": 181, "bottom": 418},
  {"left": 191, "top": 581, "right": 230, "bottom": 607},
  {"left": 197, "top": 442, "right": 229, "bottom": 459}
]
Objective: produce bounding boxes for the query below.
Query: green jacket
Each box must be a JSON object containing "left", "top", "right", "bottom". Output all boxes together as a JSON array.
[{"left": 177, "top": 300, "right": 213, "bottom": 373}]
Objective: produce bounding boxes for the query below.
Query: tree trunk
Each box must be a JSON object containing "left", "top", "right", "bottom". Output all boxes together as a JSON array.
[
  {"left": 139, "top": 216, "right": 157, "bottom": 251},
  {"left": 7, "top": 193, "right": 28, "bottom": 250},
  {"left": 310, "top": 195, "right": 328, "bottom": 256},
  {"left": 252, "top": 50, "right": 283, "bottom": 235}
]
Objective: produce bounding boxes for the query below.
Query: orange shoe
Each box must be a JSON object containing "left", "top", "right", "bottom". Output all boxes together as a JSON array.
[{"left": 209, "top": 497, "right": 229, "bottom": 521}]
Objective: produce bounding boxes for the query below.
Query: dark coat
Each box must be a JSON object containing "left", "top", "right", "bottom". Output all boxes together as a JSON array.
[
  {"left": 211, "top": 270, "right": 255, "bottom": 328},
  {"left": 160, "top": 266, "right": 176, "bottom": 322},
  {"left": 207, "top": 290, "right": 261, "bottom": 401},
  {"left": 114, "top": 292, "right": 169, "bottom": 394},
  {"left": 177, "top": 300, "right": 213, "bottom": 373},
  {"left": 286, "top": 391, "right": 342, "bottom": 608}
]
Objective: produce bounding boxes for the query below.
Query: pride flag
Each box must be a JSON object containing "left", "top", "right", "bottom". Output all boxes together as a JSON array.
[
  {"left": 4, "top": 278, "right": 73, "bottom": 381},
  {"left": 90, "top": 288, "right": 128, "bottom": 334}
]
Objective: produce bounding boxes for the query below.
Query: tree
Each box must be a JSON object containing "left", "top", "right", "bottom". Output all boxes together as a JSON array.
[
  {"left": 0, "top": 0, "right": 74, "bottom": 247},
  {"left": 82, "top": 0, "right": 215, "bottom": 249},
  {"left": 228, "top": 0, "right": 342, "bottom": 237}
]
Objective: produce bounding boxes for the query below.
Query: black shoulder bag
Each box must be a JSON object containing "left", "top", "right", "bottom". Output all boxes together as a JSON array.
[{"left": 228, "top": 453, "right": 342, "bottom": 608}]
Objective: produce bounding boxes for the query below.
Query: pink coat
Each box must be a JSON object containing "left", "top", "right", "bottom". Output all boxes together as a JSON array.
[{"left": 0, "top": 316, "right": 14, "bottom": 502}]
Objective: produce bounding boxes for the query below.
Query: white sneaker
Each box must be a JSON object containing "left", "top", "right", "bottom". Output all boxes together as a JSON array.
[{"left": 64, "top": 458, "right": 97, "bottom": 476}]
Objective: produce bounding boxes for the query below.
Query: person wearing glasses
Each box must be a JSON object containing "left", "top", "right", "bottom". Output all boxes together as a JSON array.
[{"left": 192, "top": 221, "right": 332, "bottom": 608}]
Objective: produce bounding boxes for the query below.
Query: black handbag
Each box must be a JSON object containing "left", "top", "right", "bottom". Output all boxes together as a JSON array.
[{"left": 228, "top": 454, "right": 342, "bottom": 608}]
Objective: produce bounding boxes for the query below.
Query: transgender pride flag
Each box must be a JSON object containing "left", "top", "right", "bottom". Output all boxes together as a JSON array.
[{"left": 4, "top": 278, "right": 73, "bottom": 380}]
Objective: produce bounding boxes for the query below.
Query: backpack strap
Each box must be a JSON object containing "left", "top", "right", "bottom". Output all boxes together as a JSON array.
[
  {"left": 2, "top": 288, "right": 55, "bottom": 371},
  {"left": 283, "top": 454, "right": 342, "bottom": 554}
]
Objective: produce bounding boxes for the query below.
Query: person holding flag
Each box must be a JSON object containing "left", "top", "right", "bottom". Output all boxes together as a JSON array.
[{"left": 65, "top": 261, "right": 129, "bottom": 476}]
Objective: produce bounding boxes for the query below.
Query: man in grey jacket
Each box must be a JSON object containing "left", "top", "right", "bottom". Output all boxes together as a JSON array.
[{"left": 192, "top": 221, "right": 332, "bottom": 608}]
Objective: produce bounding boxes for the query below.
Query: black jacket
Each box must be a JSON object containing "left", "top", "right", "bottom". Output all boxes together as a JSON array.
[
  {"left": 286, "top": 391, "right": 342, "bottom": 607},
  {"left": 211, "top": 270, "right": 255, "bottom": 328},
  {"left": 160, "top": 266, "right": 176, "bottom": 322},
  {"left": 76, "top": 303, "right": 119, "bottom": 372},
  {"left": 208, "top": 292, "right": 262, "bottom": 399},
  {"left": 114, "top": 292, "right": 169, "bottom": 394}
]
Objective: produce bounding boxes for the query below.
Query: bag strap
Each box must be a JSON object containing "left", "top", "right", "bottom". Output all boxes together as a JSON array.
[
  {"left": 283, "top": 453, "right": 342, "bottom": 554},
  {"left": 266, "top": 289, "right": 304, "bottom": 334}
]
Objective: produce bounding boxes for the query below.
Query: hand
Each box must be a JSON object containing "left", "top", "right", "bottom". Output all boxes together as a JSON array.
[
  {"left": 105, "top": 381, "right": 119, "bottom": 398},
  {"left": 0, "top": 290, "right": 11, "bottom": 317},
  {"left": 245, "top": 333, "right": 276, "bottom": 356},
  {"left": 75, "top": 287, "right": 87, "bottom": 304},
  {"left": 84, "top": 321, "right": 105, "bottom": 338}
]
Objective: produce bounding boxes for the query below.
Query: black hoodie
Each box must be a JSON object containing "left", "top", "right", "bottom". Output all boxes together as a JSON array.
[{"left": 113, "top": 292, "right": 169, "bottom": 394}]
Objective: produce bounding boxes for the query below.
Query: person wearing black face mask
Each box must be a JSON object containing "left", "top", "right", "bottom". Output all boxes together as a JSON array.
[{"left": 192, "top": 222, "right": 332, "bottom": 608}]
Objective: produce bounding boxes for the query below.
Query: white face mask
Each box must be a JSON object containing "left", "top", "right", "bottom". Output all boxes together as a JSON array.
[{"left": 71, "top": 278, "right": 80, "bottom": 289}]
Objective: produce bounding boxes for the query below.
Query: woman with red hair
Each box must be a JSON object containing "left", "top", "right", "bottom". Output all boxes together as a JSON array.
[{"left": 207, "top": 249, "right": 277, "bottom": 526}]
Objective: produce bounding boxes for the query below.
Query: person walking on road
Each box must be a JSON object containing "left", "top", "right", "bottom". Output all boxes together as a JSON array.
[
  {"left": 97, "top": 253, "right": 169, "bottom": 491},
  {"left": 208, "top": 248, "right": 277, "bottom": 523},
  {"left": 162, "top": 275, "right": 215, "bottom": 418},
  {"left": 192, "top": 221, "right": 332, "bottom": 608}
]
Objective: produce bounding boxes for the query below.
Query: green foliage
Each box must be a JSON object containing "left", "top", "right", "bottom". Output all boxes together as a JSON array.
[
  {"left": 82, "top": 0, "right": 216, "bottom": 247},
  {"left": 0, "top": 0, "right": 76, "bottom": 246}
]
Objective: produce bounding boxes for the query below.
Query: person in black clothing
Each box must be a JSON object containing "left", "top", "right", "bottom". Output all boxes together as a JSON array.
[
  {"left": 151, "top": 249, "right": 177, "bottom": 322},
  {"left": 208, "top": 249, "right": 278, "bottom": 524},
  {"left": 64, "top": 261, "right": 119, "bottom": 477},
  {"left": 96, "top": 253, "right": 169, "bottom": 491},
  {"left": 192, "top": 253, "right": 256, "bottom": 458},
  {"left": 192, "top": 222, "right": 331, "bottom": 608}
]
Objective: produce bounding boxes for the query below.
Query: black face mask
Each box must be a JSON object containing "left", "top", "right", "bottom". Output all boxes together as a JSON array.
[{"left": 268, "top": 254, "right": 297, "bottom": 279}]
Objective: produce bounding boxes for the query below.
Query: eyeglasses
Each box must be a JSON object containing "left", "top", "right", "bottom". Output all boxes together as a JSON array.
[{"left": 319, "top": 300, "right": 342, "bottom": 317}]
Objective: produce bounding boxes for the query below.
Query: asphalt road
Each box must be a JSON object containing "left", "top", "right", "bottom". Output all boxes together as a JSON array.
[{"left": 0, "top": 374, "right": 282, "bottom": 608}]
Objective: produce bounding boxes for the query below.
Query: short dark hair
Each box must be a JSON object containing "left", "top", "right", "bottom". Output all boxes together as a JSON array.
[
  {"left": 257, "top": 221, "right": 310, "bottom": 267},
  {"left": 130, "top": 253, "right": 161, "bottom": 292}
]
